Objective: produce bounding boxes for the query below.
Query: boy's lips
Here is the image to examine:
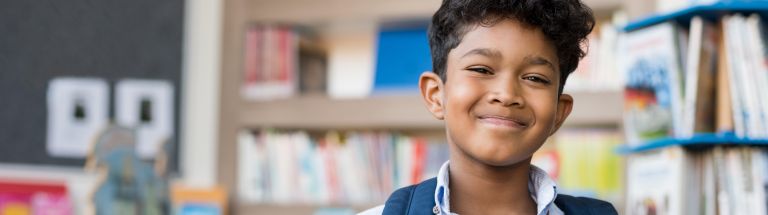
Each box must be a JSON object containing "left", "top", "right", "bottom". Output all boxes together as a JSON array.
[{"left": 477, "top": 115, "right": 529, "bottom": 129}]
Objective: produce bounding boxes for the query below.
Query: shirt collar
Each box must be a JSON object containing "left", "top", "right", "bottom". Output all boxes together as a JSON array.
[{"left": 434, "top": 160, "right": 563, "bottom": 215}]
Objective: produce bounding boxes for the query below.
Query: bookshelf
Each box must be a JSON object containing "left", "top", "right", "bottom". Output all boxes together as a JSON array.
[
  {"left": 217, "top": 0, "right": 626, "bottom": 213},
  {"left": 619, "top": 1, "right": 768, "bottom": 153},
  {"left": 619, "top": 2, "right": 768, "bottom": 214},
  {"left": 623, "top": 1, "right": 768, "bottom": 31},
  {"left": 618, "top": 133, "right": 768, "bottom": 153},
  {"left": 237, "top": 91, "right": 623, "bottom": 130}
]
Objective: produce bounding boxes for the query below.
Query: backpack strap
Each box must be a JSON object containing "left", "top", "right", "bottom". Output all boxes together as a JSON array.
[
  {"left": 554, "top": 194, "right": 618, "bottom": 215},
  {"left": 383, "top": 177, "right": 438, "bottom": 215}
]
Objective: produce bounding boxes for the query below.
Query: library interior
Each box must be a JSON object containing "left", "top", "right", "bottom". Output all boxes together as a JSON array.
[{"left": 2, "top": 0, "right": 768, "bottom": 214}]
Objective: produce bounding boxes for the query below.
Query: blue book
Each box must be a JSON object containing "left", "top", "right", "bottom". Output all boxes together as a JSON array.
[{"left": 373, "top": 25, "right": 432, "bottom": 94}]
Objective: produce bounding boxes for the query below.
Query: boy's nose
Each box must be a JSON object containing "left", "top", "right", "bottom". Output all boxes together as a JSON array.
[{"left": 488, "top": 78, "right": 524, "bottom": 107}]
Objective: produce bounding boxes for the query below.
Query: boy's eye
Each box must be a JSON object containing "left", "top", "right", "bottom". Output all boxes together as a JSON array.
[
  {"left": 523, "top": 76, "right": 551, "bottom": 84},
  {"left": 467, "top": 67, "right": 493, "bottom": 75}
]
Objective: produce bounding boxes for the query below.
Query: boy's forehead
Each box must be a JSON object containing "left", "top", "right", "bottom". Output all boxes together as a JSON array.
[{"left": 450, "top": 19, "right": 557, "bottom": 62}]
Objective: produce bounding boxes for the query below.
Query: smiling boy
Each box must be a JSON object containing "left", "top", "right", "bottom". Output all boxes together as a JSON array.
[{"left": 360, "top": 0, "right": 618, "bottom": 214}]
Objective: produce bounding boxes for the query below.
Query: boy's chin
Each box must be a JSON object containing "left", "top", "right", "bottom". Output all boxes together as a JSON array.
[{"left": 464, "top": 149, "right": 533, "bottom": 168}]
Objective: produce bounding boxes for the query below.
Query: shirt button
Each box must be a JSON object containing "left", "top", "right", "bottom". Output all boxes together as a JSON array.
[{"left": 433, "top": 205, "right": 440, "bottom": 214}]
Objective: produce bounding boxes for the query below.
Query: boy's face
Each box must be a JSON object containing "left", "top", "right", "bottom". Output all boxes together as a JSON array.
[{"left": 420, "top": 19, "right": 573, "bottom": 167}]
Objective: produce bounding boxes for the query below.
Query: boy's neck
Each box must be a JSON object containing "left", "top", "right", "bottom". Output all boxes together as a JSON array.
[{"left": 448, "top": 151, "right": 537, "bottom": 215}]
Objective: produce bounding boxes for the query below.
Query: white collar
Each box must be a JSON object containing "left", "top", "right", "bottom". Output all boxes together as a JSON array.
[{"left": 433, "top": 161, "right": 563, "bottom": 215}]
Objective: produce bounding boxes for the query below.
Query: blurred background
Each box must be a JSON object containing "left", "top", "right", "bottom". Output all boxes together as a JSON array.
[{"left": 2, "top": 0, "right": 763, "bottom": 214}]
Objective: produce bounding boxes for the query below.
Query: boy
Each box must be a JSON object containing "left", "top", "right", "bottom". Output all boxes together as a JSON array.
[{"left": 361, "top": 0, "right": 617, "bottom": 214}]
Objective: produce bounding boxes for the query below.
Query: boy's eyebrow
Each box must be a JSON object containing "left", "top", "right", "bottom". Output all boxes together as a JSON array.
[
  {"left": 461, "top": 48, "right": 502, "bottom": 59},
  {"left": 523, "top": 55, "right": 556, "bottom": 72}
]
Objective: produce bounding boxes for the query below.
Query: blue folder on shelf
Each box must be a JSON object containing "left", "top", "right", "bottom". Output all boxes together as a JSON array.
[
  {"left": 624, "top": 1, "right": 768, "bottom": 32},
  {"left": 373, "top": 25, "right": 432, "bottom": 94}
]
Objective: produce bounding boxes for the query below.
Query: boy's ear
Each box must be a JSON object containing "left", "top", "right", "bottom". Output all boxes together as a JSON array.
[
  {"left": 550, "top": 94, "right": 573, "bottom": 135},
  {"left": 419, "top": 72, "right": 445, "bottom": 120}
]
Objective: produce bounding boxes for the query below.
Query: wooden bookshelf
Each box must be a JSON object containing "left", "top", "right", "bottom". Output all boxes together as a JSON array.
[
  {"left": 241, "top": 0, "right": 623, "bottom": 24},
  {"left": 238, "top": 91, "right": 623, "bottom": 130},
  {"left": 218, "top": 0, "right": 626, "bottom": 214},
  {"left": 238, "top": 203, "right": 378, "bottom": 214}
]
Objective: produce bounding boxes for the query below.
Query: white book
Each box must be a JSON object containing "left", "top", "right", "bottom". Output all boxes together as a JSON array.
[
  {"left": 626, "top": 146, "right": 688, "bottom": 215},
  {"left": 702, "top": 150, "right": 717, "bottom": 215},
  {"left": 597, "top": 23, "right": 623, "bottom": 91},
  {"left": 293, "top": 131, "right": 317, "bottom": 203},
  {"left": 713, "top": 146, "right": 733, "bottom": 215},
  {"left": 724, "top": 148, "right": 750, "bottom": 214},
  {"left": 336, "top": 132, "right": 369, "bottom": 204},
  {"left": 734, "top": 15, "right": 766, "bottom": 138},
  {"left": 348, "top": 132, "right": 376, "bottom": 203},
  {"left": 237, "top": 130, "right": 265, "bottom": 202},
  {"left": 723, "top": 15, "right": 748, "bottom": 138},
  {"left": 749, "top": 148, "right": 768, "bottom": 215},
  {"left": 314, "top": 136, "right": 331, "bottom": 204},
  {"left": 267, "top": 131, "right": 296, "bottom": 203},
  {"left": 746, "top": 14, "right": 768, "bottom": 138}
]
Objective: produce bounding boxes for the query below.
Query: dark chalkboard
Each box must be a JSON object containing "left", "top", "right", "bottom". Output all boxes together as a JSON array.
[{"left": 0, "top": 0, "right": 184, "bottom": 169}]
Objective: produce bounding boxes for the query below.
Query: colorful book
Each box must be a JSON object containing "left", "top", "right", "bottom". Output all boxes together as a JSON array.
[
  {"left": 621, "top": 21, "right": 685, "bottom": 145},
  {"left": 170, "top": 185, "right": 227, "bottom": 215}
]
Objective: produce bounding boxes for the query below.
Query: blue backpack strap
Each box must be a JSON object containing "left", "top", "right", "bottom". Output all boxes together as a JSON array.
[
  {"left": 554, "top": 194, "right": 618, "bottom": 215},
  {"left": 383, "top": 177, "right": 438, "bottom": 215}
]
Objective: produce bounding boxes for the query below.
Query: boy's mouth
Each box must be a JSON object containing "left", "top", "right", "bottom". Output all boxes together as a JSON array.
[{"left": 477, "top": 115, "right": 529, "bottom": 129}]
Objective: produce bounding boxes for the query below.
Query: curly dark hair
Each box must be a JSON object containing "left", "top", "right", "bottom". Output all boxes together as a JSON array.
[{"left": 428, "top": 0, "right": 595, "bottom": 93}]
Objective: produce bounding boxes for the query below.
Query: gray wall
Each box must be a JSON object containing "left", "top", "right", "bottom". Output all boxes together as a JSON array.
[{"left": 0, "top": 0, "right": 184, "bottom": 168}]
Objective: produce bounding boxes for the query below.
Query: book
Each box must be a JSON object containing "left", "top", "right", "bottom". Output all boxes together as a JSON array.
[
  {"left": 621, "top": 21, "right": 685, "bottom": 145},
  {"left": 0, "top": 180, "right": 72, "bottom": 215},
  {"left": 372, "top": 24, "right": 432, "bottom": 95},
  {"left": 170, "top": 185, "right": 227, "bottom": 215},
  {"left": 732, "top": 15, "right": 766, "bottom": 138},
  {"left": 723, "top": 15, "right": 752, "bottom": 138},
  {"left": 242, "top": 24, "right": 298, "bottom": 101},
  {"left": 745, "top": 14, "right": 768, "bottom": 138},
  {"left": 682, "top": 16, "right": 718, "bottom": 137},
  {"left": 716, "top": 16, "right": 735, "bottom": 134},
  {"left": 625, "top": 146, "right": 689, "bottom": 215}
]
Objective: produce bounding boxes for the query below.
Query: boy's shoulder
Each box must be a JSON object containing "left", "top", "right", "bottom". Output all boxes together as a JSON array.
[{"left": 381, "top": 177, "right": 618, "bottom": 215}]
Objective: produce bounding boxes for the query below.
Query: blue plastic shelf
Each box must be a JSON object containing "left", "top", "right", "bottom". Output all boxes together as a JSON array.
[
  {"left": 617, "top": 132, "right": 768, "bottom": 154},
  {"left": 624, "top": 1, "right": 768, "bottom": 32}
]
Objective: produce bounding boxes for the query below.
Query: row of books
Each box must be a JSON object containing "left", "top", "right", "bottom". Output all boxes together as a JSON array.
[
  {"left": 622, "top": 14, "right": 768, "bottom": 145},
  {"left": 235, "top": 128, "right": 624, "bottom": 206},
  {"left": 565, "top": 22, "right": 625, "bottom": 92},
  {"left": 242, "top": 24, "right": 330, "bottom": 100},
  {"left": 627, "top": 146, "right": 768, "bottom": 215},
  {"left": 0, "top": 180, "right": 72, "bottom": 215},
  {"left": 236, "top": 130, "right": 449, "bottom": 204},
  {"left": 242, "top": 24, "right": 302, "bottom": 100},
  {"left": 0, "top": 180, "right": 227, "bottom": 215},
  {"left": 241, "top": 22, "right": 625, "bottom": 100}
]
